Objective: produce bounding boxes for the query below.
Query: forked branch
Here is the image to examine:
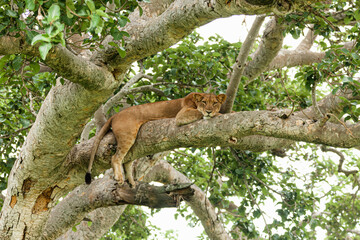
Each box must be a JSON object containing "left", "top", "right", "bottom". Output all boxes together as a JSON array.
[{"left": 221, "top": 15, "right": 265, "bottom": 113}]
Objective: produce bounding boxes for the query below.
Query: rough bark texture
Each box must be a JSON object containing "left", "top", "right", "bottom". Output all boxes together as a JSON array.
[
  {"left": 42, "top": 172, "right": 194, "bottom": 240},
  {"left": 56, "top": 205, "right": 127, "bottom": 240}
]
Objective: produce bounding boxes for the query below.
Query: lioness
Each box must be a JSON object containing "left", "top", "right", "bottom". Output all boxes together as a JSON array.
[{"left": 85, "top": 92, "right": 226, "bottom": 186}]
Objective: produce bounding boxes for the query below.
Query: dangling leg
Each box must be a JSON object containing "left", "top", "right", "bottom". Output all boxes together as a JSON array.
[
  {"left": 111, "top": 148, "right": 127, "bottom": 184},
  {"left": 111, "top": 117, "right": 142, "bottom": 186},
  {"left": 124, "top": 161, "right": 136, "bottom": 187}
]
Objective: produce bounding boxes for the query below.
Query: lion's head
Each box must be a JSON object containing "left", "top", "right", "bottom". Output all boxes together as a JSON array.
[{"left": 193, "top": 93, "right": 226, "bottom": 119}]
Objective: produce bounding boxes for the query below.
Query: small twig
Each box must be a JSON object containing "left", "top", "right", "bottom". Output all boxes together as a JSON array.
[
  {"left": 172, "top": 150, "right": 192, "bottom": 158},
  {"left": 321, "top": 145, "right": 358, "bottom": 176},
  {"left": 66, "top": 5, "right": 91, "bottom": 19},
  {"left": 230, "top": 148, "right": 295, "bottom": 207},
  {"left": 311, "top": 81, "right": 324, "bottom": 118},
  {"left": 0, "top": 125, "right": 33, "bottom": 139},
  {"left": 205, "top": 147, "right": 217, "bottom": 196},
  {"left": 318, "top": 114, "right": 330, "bottom": 127},
  {"left": 326, "top": 113, "right": 355, "bottom": 138},
  {"left": 250, "top": 173, "right": 295, "bottom": 208},
  {"left": 243, "top": 175, "right": 271, "bottom": 238},
  {"left": 280, "top": 76, "right": 295, "bottom": 118}
]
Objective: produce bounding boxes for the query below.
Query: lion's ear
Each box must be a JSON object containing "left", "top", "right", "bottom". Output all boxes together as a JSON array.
[
  {"left": 193, "top": 93, "right": 204, "bottom": 102},
  {"left": 217, "top": 94, "right": 226, "bottom": 104}
]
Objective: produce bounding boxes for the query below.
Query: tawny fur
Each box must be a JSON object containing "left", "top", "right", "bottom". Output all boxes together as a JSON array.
[{"left": 85, "top": 92, "right": 226, "bottom": 186}]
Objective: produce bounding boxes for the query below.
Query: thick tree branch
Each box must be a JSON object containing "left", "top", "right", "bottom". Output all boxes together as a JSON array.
[
  {"left": 268, "top": 40, "right": 357, "bottom": 70},
  {"left": 65, "top": 105, "right": 360, "bottom": 201},
  {"left": 56, "top": 206, "right": 127, "bottom": 240},
  {"left": 47, "top": 153, "right": 168, "bottom": 239},
  {"left": 45, "top": 45, "right": 117, "bottom": 90},
  {"left": 43, "top": 170, "right": 194, "bottom": 240},
  {"left": 243, "top": 17, "right": 285, "bottom": 80},
  {"left": 123, "top": 111, "right": 360, "bottom": 162},
  {"left": 93, "top": 0, "right": 295, "bottom": 73},
  {"left": 296, "top": 26, "right": 316, "bottom": 51}
]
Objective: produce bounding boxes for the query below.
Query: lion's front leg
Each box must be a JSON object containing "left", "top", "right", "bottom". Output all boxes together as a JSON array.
[{"left": 175, "top": 107, "right": 203, "bottom": 126}]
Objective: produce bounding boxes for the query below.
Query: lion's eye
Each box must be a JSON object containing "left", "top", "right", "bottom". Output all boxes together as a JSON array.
[
  {"left": 202, "top": 101, "right": 207, "bottom": 104},
  {"left": 213, "top": 102, "right": 218, "bottom": 106}
]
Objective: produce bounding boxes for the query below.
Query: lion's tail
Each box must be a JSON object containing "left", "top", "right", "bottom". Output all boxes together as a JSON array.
[{"left": 85, "top": 117, "right": 113, "bottom": 184}]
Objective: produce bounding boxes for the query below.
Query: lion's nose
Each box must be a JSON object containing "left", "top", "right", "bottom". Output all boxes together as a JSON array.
[{"left": 206, "top": 110, "right": 212, "bottom": 114}]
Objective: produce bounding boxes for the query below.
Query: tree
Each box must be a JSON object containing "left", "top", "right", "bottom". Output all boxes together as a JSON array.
[{"left": 1, "top": 0, "right": 360, "bottom": 239}]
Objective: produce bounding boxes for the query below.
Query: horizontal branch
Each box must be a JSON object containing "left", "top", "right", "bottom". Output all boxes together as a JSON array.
[
  {"left": 268, "top": 40, "right": 357, "bottom": 70},
  {"left": 42, "top": 172, "right": 194, "bottom": 239},
  {"left": 125, "top": 110, "right": 359, "bottom": 160},
  {"left": 67, "top": 107, "right": 360, "bottom": 190}
]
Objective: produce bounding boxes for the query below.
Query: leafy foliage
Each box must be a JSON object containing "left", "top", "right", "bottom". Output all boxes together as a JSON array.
[
  {"left": 0, "top": 54, "right": 56, "bottom": 201},
  {"left": 0, "top": 0, "right": 138, "bottom": 59},
  {"left": 2, "top": 0, "right": 360, "bottom": 239}
]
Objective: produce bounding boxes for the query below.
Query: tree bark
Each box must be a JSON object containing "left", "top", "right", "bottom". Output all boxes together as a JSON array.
[
  {"left": 42, "top": 171, "right": 194, "bottom": 240},
  {"left": 221, "top": 15, "right": 266, "bottom": 113},
  {"left": 56, "top": 205, "right": 127, "bottom": 240}
]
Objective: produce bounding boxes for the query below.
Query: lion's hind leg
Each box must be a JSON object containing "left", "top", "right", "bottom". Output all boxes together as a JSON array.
[
  {"left": 111, "top": 117, "right": 142, "bottom": 186},
  {"left": 124, "top": 161, "right": 136, "bottom": 187},
  {"left": 111, "top": 148, "right": 127, "bottom": 184}
]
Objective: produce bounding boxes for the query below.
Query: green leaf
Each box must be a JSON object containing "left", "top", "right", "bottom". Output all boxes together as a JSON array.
[
  {"left": 89, "top": 14, "right": 102, "bottom": 32},
  {"left": 139, "top": 5, "right": 143, "bottom": 16},
  {"left": 66, "top": 0, "right": 76, "bottom": 11},
  {"left": 354, "top": 10, "right": 360, "bottom": 21},
  {"left": 253, "top": 209, "right": 261, "bottom": 218},
  {"left": 29, "top": 62, "right": 40, "bottom": 74},
  {"left": 12, "top": 55, "right": 23, "bottom": 71},
  {"left": 110, "top": 28, "right": 130, "bottom": 40},
  {"left": 39, "top": 42, "right": 52, "bottom": 60},
  {"left": 6, "top": 10, "right": 18, "bottom": 18},
  {"left": 117, "top": 47, "right": 126, "bottom": 58},
  {"left": 25, "top": 0, "right": 36, "bottom": 11},
  {"left": 119, "top": 16, "right": 129, "bottom": 27},
  {"left": 66, "top": 0, "right": 76, "bottom": 18},
  {"left": 95, "top": 9, "right": 109, "bottom": 18},
  {"left": 114, "top": 0, "right": 121, "bottom": 8},
  {"left": 31, "top": 34, "right": 51, "bottom": 45},
  {"left": 49, "top": 22, "right": 65, "bottom": 37},
  {"left": 110, "top": 28, "right": 122, "bottom": 40},
  {"left": 87, "top": 221, "right": 93, "bottom": 227},
  {"left": 109, "top": 42, "right": 126, "bottom": 58},
  {"left": 48, "top": 4, "right": 61, "bottom": 23},
  {"left": 342, "top": 76, "right": 353, "bottom": 83},
  {"left": 58, "top": 32, "right": 66, "bottom": 46},
  {"left": 85, "top": 0, "right": 96, "bottom": 13}
]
